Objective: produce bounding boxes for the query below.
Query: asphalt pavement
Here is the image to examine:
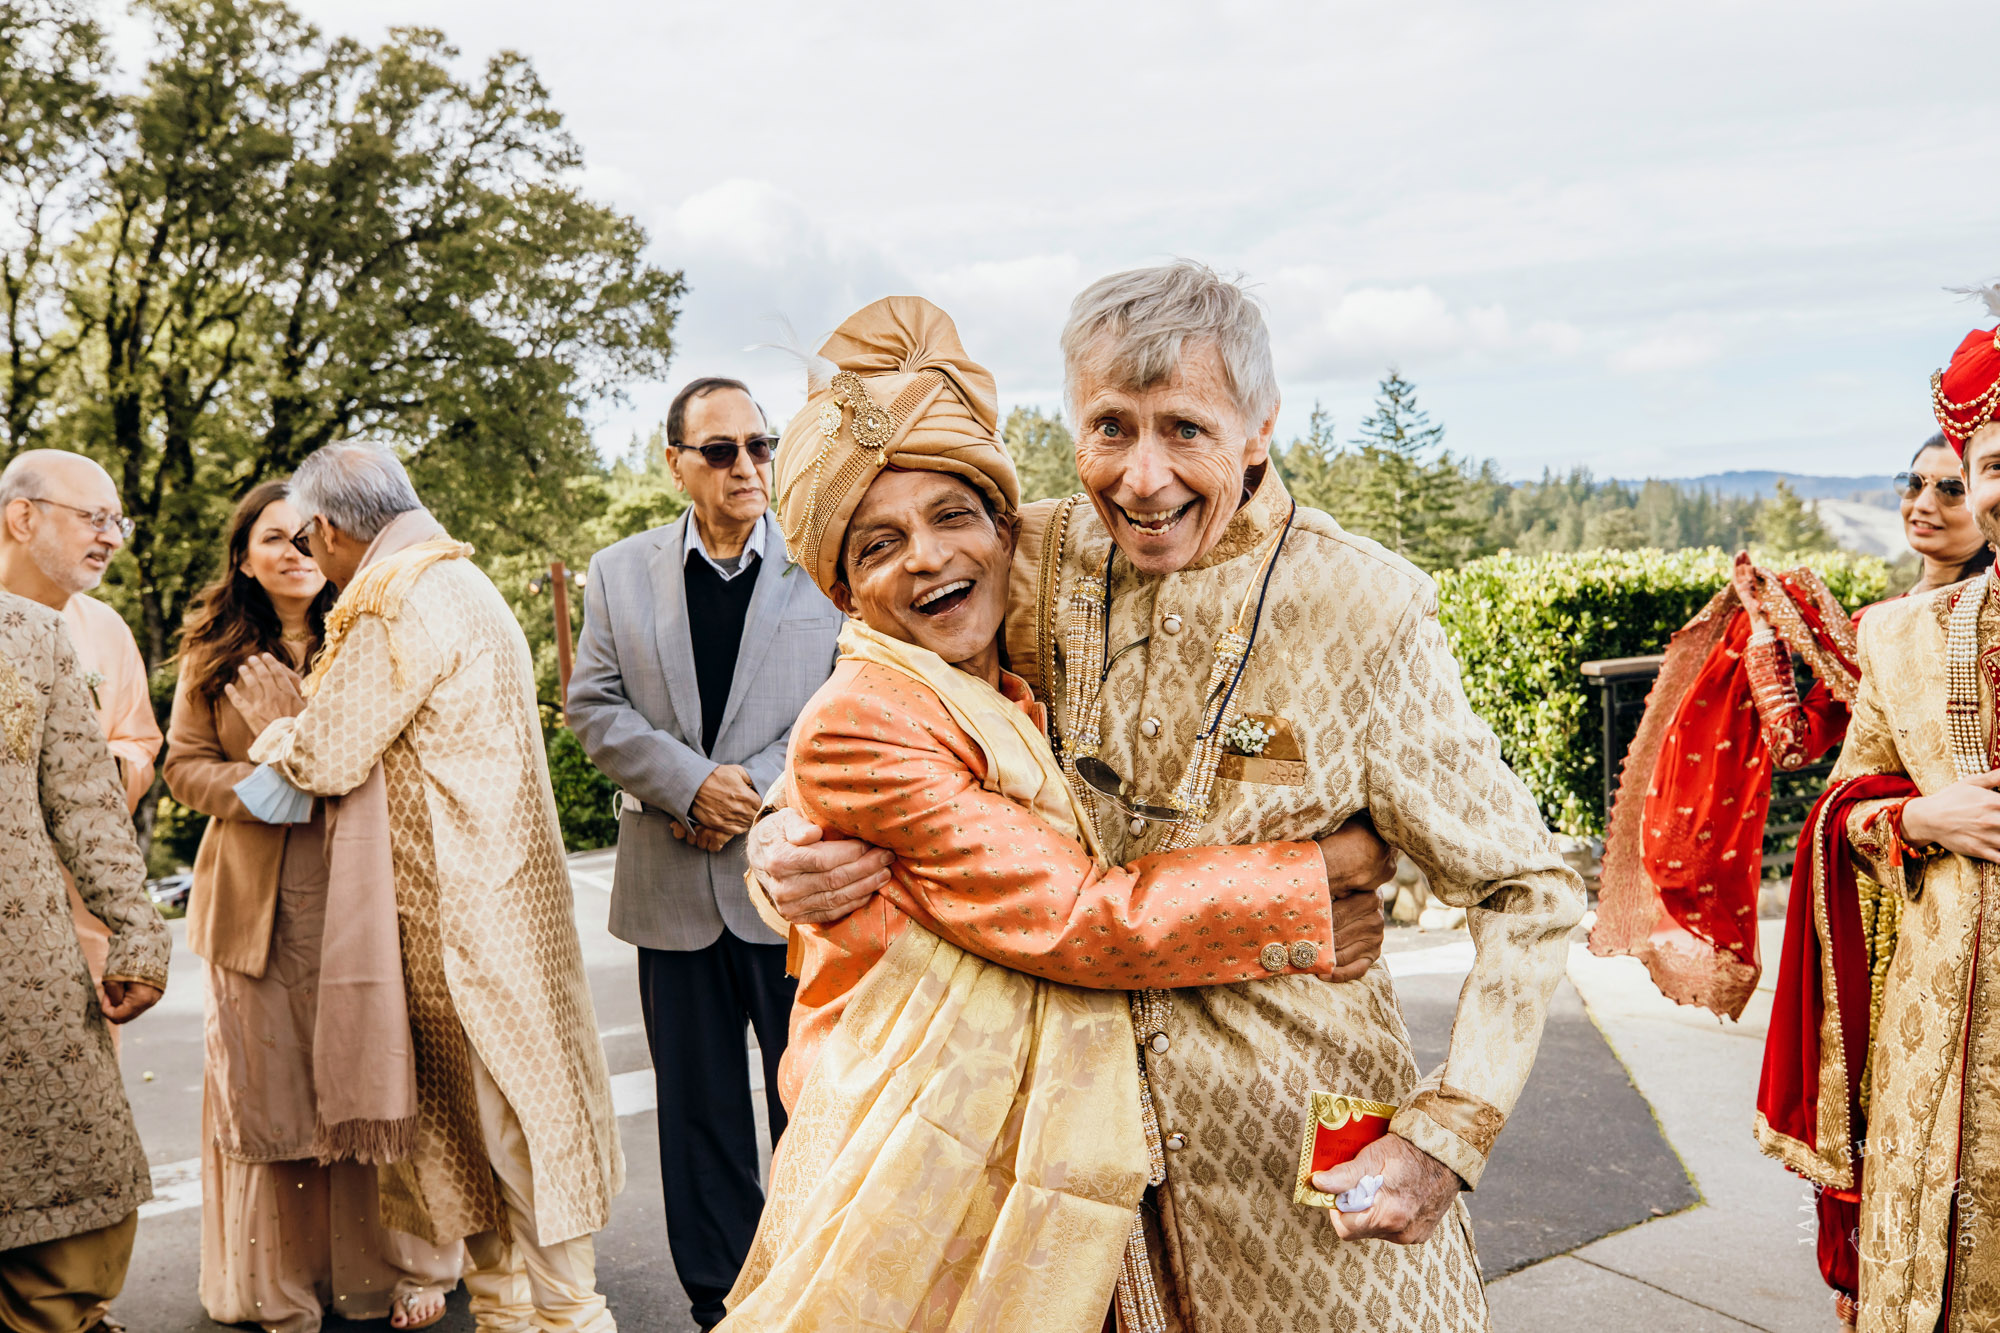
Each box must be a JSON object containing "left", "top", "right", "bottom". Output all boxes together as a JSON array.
[{"left": 110, "top": 855, "right": 1797, "bottom": 1331}]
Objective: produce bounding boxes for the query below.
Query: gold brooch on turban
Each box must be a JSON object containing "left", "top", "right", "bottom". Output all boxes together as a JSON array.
[{"left": 775, "top": 296, "right": 1019, "bottom": 597}]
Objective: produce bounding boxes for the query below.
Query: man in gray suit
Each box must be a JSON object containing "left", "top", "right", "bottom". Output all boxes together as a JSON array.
[{"left": 568, "top": 376, "right": 842, "bottom": 1331}]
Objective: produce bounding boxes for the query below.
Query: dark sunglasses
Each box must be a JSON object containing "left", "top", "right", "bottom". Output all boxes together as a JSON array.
[
  {"left": 675, "top": 437, "right": 775, "bottom": 469},
  {"left": 291, "top": 520, "right": 314, "bottom": 556},
  {"left": 1894, "top": 471, "right": 1967, "bottom": 506}
]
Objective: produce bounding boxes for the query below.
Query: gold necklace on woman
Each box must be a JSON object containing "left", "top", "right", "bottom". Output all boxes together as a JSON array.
[{"left": 1057, "top": 500, "right": 1296, "bottom": 853}]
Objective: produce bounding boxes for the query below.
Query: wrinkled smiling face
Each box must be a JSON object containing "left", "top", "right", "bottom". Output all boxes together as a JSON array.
[
  {"left": 835, "top": 470, "right": 1016, "bottom": 672},
  {"left": 1071, "top": 341, "right": 1275, "bottom": 575}
]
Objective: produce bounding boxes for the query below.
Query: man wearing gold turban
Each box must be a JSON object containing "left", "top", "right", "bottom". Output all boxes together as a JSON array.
[
  {"left": 752, "top": 266, "right": 1584, "bottom": 1331},
  {"left": 727, "top": 295, "right": 1394, "bottom": 1329}
]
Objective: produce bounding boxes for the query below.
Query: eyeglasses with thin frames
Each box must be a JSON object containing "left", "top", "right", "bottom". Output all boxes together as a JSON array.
[
  {"left": 674, "top": 437, "right": 775, "bottom": 470},
  {"left": 1894, "top": 471, "right": 1967, "bottom": 507},
  {"left": 24, "top": 497, "right": 134, "bottom": 540},
  {"left": 291, "top": 521, "right": 314, "bottom": 557}
]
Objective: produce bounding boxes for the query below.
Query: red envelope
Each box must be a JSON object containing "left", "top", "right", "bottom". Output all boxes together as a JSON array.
[{"left": 1294, "top": 1091, "right": 1398, "bottom": 1208}]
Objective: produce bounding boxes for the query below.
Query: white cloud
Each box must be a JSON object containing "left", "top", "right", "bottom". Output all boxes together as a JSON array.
[
  {"left": 1607, "top": 332, "right": 1724, "bottom": 376},
  {"left": 668, "top": 179, "right": 824, "bottom": 269},
  {"left": 1270, "top": 279, "right": 1583, "bottom": 379}
]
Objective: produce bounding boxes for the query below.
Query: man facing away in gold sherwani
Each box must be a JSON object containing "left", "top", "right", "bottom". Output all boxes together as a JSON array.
[
  {"left": 752, "top": 263, "right": 1586, "bottom": 1331},
  {"left": 1756, "top": 306, "right": 2000, "bottom": 1332},
  {"left": 225, "top": 442, "right": 623, "bottom": 1333}
]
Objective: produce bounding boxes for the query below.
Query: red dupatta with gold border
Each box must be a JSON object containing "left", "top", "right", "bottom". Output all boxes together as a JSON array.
[
  {"left": 1752, "top": 773, "right": 1914, "bottom": 1300},
  {"left": 1593, "top": 568, "right": 1860, "bottom": 1019}
]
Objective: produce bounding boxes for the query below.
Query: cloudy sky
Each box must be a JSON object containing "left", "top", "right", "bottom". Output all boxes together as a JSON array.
[{"left": 273, "top": 0, "right": 1999, "bottom": 480}]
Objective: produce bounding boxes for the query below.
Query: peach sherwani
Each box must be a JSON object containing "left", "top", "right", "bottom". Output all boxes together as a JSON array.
[{"left": 777, "top": 657, "right": 1336, "bottom": 1109}]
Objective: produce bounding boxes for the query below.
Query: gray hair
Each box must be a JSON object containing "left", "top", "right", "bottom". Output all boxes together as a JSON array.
[
  {"left": 289, "top": 441, "right": 422, "bottom": 541},
  {"left": 1060, "top": 261, "right": 1279, "bottom": 432}
]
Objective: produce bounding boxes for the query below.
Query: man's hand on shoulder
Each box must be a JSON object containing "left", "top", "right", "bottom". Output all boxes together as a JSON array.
[
  {"left": 1315, "top": 814, "right": 1395, "bottom": 981},
  {"left": 748, "top": 807, "right": 893, "bottom": 926},
  {"left": 1312, "top": 1133, "right": 1460, "bottom": 1245}
]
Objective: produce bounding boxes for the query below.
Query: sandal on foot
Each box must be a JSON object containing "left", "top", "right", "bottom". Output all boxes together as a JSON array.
[{"left": 392, "top": 1289, "right": 448, "bottom": 1330}]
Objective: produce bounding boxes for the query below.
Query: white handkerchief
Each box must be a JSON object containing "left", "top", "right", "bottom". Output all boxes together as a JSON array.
[
  {"left": 1336, "top": 1173, "right": 1385, "bottom": 1214},
  {"left": 234, "top": 764, "right": 312, "bottom": 825}
]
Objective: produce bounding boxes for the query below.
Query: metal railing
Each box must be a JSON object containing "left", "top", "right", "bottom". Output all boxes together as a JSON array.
[{"left": 1581, "top": 654, "right": 1836, "bottom": 881}]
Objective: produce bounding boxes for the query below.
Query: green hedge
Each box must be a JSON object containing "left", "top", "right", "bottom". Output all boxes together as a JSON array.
[
  {"left": 543, "top": 716, "right": 621, "bottom": 852},
  {"left": 1435, "top": 546, "right": 1889, "bottom": 837}
]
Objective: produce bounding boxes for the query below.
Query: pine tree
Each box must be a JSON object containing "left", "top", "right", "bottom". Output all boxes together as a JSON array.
[
  {"left": 1751, "top": 478, "right": 1836, "bottom": 553},
  {"left": 1341, "top": 370, "right": 1487, "bottom": 569},
  {"left": 1002, "top": 406, "right": 1082, "bottom": 503},
  {"left": 1269, "top": 401, "right": 1343, "bottom": 513}
]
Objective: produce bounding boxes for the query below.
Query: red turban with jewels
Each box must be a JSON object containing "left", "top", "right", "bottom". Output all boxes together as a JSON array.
[{"left": 1933, "top": 293, "right": 2000, "bottom": 453}]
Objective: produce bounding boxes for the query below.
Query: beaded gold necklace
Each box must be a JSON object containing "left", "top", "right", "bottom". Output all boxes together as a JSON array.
[
  {"left": 1945, "top": 569, "right": 1994, "bottom": 777},
  {"left": 1057, "top": 500, "right": 1295, "bottom": 853}
]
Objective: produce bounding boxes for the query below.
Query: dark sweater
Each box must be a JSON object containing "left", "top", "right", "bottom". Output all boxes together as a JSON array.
[{"left": 685, "top": 553, "right": 761, "bottom": 753}]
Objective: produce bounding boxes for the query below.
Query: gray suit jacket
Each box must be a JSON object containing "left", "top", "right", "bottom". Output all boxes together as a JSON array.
[{"left": 568, "top": 513, "right": 843, "bottom": 951}]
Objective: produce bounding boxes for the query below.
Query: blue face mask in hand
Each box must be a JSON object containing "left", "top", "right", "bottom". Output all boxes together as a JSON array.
[{"left": 233, "top": 763, "right": 313, "bottom": 825}]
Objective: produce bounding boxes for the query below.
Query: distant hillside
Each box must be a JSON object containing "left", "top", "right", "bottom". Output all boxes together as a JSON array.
[
  {"left": 1614, "top": 470, "right": 1897, "bottom": 507},
  {"left": 1815, "top": 499, "right": 1908, "bottom": 559}
]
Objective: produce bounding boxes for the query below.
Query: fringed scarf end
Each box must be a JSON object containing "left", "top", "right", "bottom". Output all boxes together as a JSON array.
[{"left": 313, "top": 1114, "right": 419, "bottom": 1166}]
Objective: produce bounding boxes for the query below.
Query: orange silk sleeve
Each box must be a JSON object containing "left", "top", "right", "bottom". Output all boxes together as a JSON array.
[{"left": 790, "top": 663, "right": 1335, "bottom": 990}]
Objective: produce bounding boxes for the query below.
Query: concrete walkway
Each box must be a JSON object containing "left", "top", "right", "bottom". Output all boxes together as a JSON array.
[{"left": 1486, "top": 918, "right": 1832, "bottom": 1333}]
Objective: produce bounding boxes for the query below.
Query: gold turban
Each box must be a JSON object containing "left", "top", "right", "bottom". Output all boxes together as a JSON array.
[{"left": 775, "top": 296, "right": 1019, "bottom": 596}]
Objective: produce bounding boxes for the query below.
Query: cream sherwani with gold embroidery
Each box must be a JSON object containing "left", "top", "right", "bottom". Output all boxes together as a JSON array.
[
  {"left": 1006, "top": 470, "right": 1584, "bottom": 1332},
  {"left": 1820, "top": 579, "right": 2000, "bottom": 1332},
  {"left": 251, "top": 515, "right": 621, "bottom": 1251},
  {"left": 0, "top": 591, "right": 168, "bottom": 1252}
]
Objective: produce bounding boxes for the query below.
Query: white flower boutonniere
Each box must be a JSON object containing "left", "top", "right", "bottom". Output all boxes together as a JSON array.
[
  {"left": 1222, "top": 716, "right": 1273, "bottom": 757},
  {"left": 82, "top": 670, "right": 104, "bottom": 712}
]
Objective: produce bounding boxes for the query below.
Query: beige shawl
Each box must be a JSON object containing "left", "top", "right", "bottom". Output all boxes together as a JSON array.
[
  {"left": 723, "top": 622, "right": 1149, "bottom": 1331},
  {"left": 308, "top": 510, "right": 472, "bottom": 1163}
]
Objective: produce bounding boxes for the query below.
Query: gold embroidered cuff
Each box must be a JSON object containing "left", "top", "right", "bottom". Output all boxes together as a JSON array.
[
  {"left": 1847, "top": 798, "right": 1920, "bottom": 901},
  {"left": 100, "top": 970, "right": 167, "bottom": 991},
  {"left": 1392, "top": 1084, "right": 1506, "bottom": 1190}
]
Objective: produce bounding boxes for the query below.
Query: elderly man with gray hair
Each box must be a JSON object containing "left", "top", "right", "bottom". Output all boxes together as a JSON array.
[
  {"left": 750, "top": 262, "right": 1582, "bottom": 1330},
  {"left": 223, "top": 442, "right": 623, "bottom": 1333}
]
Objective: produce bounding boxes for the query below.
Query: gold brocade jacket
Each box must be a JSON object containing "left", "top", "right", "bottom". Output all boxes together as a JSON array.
[
  {"left": 1005, "top": 470, "right": 1584, "bottom": 1332},
  {"left": 253, "top": 550, "right": 623, "bottom": 1248},
  {"left": 1819, "top": 582, "right": 2000, "bottom": 1333},
  {"left": 0, "top": 592, "right": 169, "bottom": 1250}
]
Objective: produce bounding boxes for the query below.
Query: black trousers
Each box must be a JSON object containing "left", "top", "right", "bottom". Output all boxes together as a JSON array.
[{"left": 638, "top": 934, "right": 794, "bottom": 1330}]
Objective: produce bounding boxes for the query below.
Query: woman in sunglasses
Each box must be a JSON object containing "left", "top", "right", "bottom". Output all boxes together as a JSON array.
[
  {"left": 164, "top": 480, "right": 462, "bottom": 1331},
  {"left": 1889, "top": 431, "right": 1992, "bottom": 591}
]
